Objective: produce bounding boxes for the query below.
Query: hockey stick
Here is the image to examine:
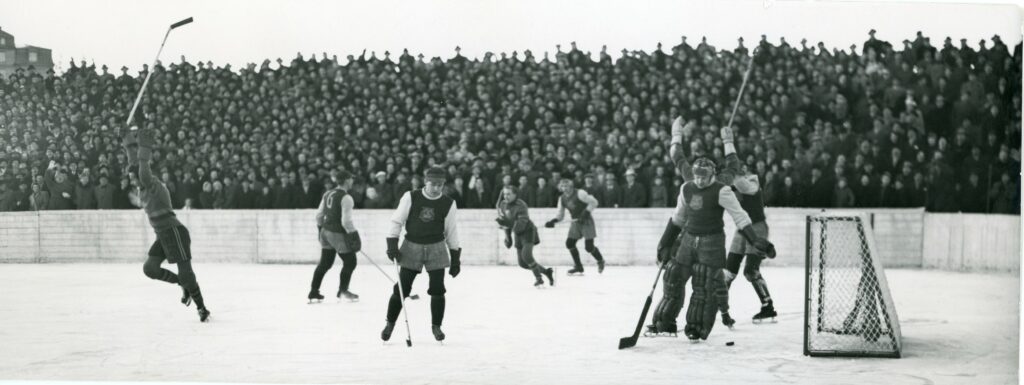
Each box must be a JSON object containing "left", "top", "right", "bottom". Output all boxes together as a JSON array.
[
  {"left": 392, "top": 257, "right": 413, "bottom": 347},
  {"left": 122, "top": 17, "right": 194, "bottom": 135},
  {"left": 358, "top": 250, "right": 419, "bottom": 300},
  {"left": 618, "top": 264, "right": 666, "bottom": 349},
  {"left": 725, "top": 46, "right": 758, "bottom": 130}
]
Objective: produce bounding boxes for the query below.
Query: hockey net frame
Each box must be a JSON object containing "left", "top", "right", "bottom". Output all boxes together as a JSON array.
[{"left": 804, "top": 212, "right": 902, "bottom": 358}]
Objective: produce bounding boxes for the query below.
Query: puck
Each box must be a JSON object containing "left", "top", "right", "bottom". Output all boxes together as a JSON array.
[{"left": 725, "top": 341, "right": 735, "bottom": 346}]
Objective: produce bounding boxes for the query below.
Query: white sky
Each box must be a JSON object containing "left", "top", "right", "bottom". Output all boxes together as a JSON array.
[{"left": 0, "top": 0, "right": 1021, "bottom": 73}]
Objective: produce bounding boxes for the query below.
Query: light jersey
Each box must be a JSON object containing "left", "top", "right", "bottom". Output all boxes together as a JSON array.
[
  {"left": 405, "top": 190, "right": 455, "bottom": 244},
  {"left": 681, "top": 181, "right": 726, "bottom": 235},
  {"left": 321, "top": 188, "right": 349, "bottom": 233},
  {"left": 558, "top": 189, "right": 590, "bottom": 219},
  {"left": 138, "top": 172, "right": 183, "bottom": 231}
]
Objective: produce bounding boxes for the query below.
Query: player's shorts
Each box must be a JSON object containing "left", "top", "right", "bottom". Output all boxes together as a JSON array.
[
  {"left": 148, "top": 225, "right": 192, "bottom": 264},
  {"left": 319, "top": 229, "right": 354, "bottom": 253},
  {"left": 673, "top": 231, "right": 726, "bottom": 268},
  {"left": 729, "top": 221, "right": 769, "bottom": 255},
  {"left": 399, "top": 240, "right": 450, "bottom": 272},
  {"left": 567, "top": 218, "right": 597, "bottom": 240},
  {"left": 516, "top": 241, "right": 538, "bottom": 269}
]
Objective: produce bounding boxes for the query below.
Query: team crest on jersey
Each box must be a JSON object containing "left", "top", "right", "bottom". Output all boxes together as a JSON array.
[
  {"left": 689, "top": 195, "right": 704, "bottom": 210},
  {"left": 419, "top": 207, "right": 436, "bottom": 222}
]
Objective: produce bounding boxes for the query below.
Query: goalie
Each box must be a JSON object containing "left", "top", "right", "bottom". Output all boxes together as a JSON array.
[{"left": 646, "top": 118, "right": 775, "bottom": 341}]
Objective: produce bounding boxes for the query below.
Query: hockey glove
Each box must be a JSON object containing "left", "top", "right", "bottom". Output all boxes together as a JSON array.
[
  {"left": 504, "top": 236, "right": 513, "bottom": 249},
  {"left": 449, "top": 248, "right": 462, "bottom": 278},
  {"left": 122, "top": 128, "right": 139, "bottom": 148},
  {"left": 495, "top": 217, "right": 513, "bottom": 228},
  {"left": 344, "top": 231, "right": 362, "bottom": 253},
  {"left": 386, "top": 237, "right": 400, "bottom": 262},
  {"left": 137, "top": 127, "right": 156, "bottom": 149},
  {"left": 657, "top": 219, "right": 683, "bottom": 264},
  {"left": 740, "top": 225, "right": 776, "bottom": 259},
  {"left": 544, "top": 219, "right": 558, "bottom": 228}
]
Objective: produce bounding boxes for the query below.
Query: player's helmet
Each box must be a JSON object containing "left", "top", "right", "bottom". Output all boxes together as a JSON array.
[{"left": 692, "top": 157, "right": 716, "bottom": 188}]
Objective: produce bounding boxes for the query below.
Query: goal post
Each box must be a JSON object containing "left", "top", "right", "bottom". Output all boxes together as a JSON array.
[{"left": 804, "top": 211, "right": 902, "bottom": 358}]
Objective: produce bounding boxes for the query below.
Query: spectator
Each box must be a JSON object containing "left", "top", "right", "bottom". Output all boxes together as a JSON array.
[
  {"left": 12, "top": 182, "right": 30, "bottom": 211},
  {"left": 465, "top": 178, "right": 492, "bottom": 209},
  {"left": 602, "top": 177, "right": 622, "bottom": 208},
  {"left": 778, "top": 176, "right": 802, "bottom": 207},
  {"left": 989, "top": 173, "right": 1018, "bottom": 214},
  {"left": 199, "top": 182, "right": 215, "bottom": 209},
  {"left": 372, "top": 171, "right": 395, "bottom": 208},
  {"left": 621, "top": 169, "right": 648, "bottom": 208},
  {"left": 114, "top": 179, "right": 133, "bottom": 209},
  {"left": 649, "top": 177, "right": 669, "bottom": 208},
  {"left": 878, "top": 173, "right": 900, "bottom": 207},
  {"left": 94, "top": 175, "right": 116, "bottom": 209},
  {"left": 535, "top": 177, "right": 557, "bottom": 208},
  {"left": 45, "top": 166, "right": 74, "bottom": 210},
  {"left": 74, "top": 174, "right": 96, "bottom": 210},
  {"left": 256, "top": 185, "right": 274, "bottom": 209},
  {"left": 833, "top": 177, "right": 856, "bottom": 208},
  {"left": 959, "top": 172, "right": 986, "bottom": 213},
  {"left": 30, "top": 183, "right": 48, "bottom": 211}
]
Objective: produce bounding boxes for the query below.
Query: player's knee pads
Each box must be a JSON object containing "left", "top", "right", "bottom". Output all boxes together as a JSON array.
[
  {"left": 565, "top": 238, "right": 579, "bottom": 250},
  {"left": 743, "top": 263, "right": 762, "bottom": 282},
  {"left": 584, "top": 239, "right": 597, "bottom": 253},
  {"left": 427, "top": 270, "right": 446, "bottom": 296},
  {"left": 726, "top": 253, "right": 744, "bottom": 275},
  {"left": 142, "top": 262, "right": 161, "bottom": 278}
]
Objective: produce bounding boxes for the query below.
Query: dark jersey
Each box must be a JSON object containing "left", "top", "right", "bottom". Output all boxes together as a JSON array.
[
  {"left": 735, "top": 185, "right": 767, "bottom": 224},
  {"left": 559, "top": 189, "right": 588, "bottom": 219},
  {"left": 321, "top": 188, "right": 349, "bottom": 233},
  {"left": 405, "top": 190, "right": 455, "bottom": 244},
  {"left": 682, "top": 181, "right": 726, "bottom": 235}
]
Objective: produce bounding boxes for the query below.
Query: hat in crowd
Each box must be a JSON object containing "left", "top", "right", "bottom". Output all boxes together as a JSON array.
[
  {"left": 625, "top": 169, "right": 637, "bottom": 176},
  {"left": 424, "top": 167, "right": 446, "bottom": 182},
  {"left": 375, "top": 171, "right": 386, "bottom": 179}
]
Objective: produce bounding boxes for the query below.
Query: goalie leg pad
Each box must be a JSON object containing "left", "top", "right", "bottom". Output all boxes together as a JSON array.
[{"left": 654, "top": 260, "right": 691, "bottom": 331}]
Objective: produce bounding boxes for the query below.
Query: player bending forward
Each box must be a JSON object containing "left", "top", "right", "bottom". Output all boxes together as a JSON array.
[
  {"left": 381, "top": 167, "right": 462, "bottom": 342},
  {"left": 496, "top": 185, "right": 555, "bottom": 288},
  {"left": 718, "top": 127, "right": 777, "bottom": 324},
  {"left": 646, "top": 118, "right": 774, "bottom": 341},
  {"left": 309, "top": 171, "right": 362, "bottom": 303},
  {"left": 544, "top": 179, "right": 605, "bottom": 275},
  {"left": 126, "top": 127, "right": 210, "bottom": 322}
]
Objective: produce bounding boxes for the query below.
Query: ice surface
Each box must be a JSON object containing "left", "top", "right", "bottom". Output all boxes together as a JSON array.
[{"left": 0, "top": 264, "right": 1017, "bottom": 385}]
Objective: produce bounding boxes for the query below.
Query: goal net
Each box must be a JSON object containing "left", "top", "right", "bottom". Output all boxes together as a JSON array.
[{"left": 804, "top": 212, "right": 902, "bottom": 358}]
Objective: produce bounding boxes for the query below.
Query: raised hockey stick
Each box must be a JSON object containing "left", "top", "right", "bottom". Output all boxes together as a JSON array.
[
  {"left": 725, "top": 46, "right": 758, "bottom": 130},
  {"left": 358, "top": 250, "right": 419, "bottom": 299},
  {"left": 392, "top": 257, "right": 413, "bottom": 347},
  {"left": 123, "top": 17, "right": 194, "bottom": 135},
  {"left": 618, "top": 264, "right": 666, "bottom": 349}
]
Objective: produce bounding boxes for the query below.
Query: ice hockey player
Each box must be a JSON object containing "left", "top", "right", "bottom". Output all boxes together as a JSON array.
[
  {"left": 646, "top": 118, "right": 775, "bottom": 341},
  {"left": 544, "top": 179, "right": 605, "bottom": 275},
  {"left": 308, "top": 170, "right": 362, "bottom": 303},
  {"left": 381, "top": 167, "right": 461, "bottom": 342},
  {"left": 496, "top": 185, "right": 555, "bottom": 288},
  {"left": 125, "top": 126, "right": 210, "bottom": 322},
  {"left": 718, "top": 126, "right": 777, "bottom": 324}
]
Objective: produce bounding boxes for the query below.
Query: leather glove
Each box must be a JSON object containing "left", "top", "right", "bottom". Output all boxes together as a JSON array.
[
  {"left": 122, "top": 128, "right": 139, "bottom": 148},
  {"left": 544, "top": 219, "right": 557, "bottom": 228},
  {"left": 344, "top": 230, "right": 362, "bottom": 253},
  {"left": 386, "top": 237, "right": 400, "bottom": 262},
  {"left": 495, "top": 217, "right": 513, "bottom": 228},
  {"left": 137, "top": 127, "right": 156, "bottom": 149},
  {"left": 740, "top": 225, "right": 776, "bottom": 259},
  {"left": 657, "top": 219, "right": 683, "bottom": 264},
  {"left": 449, "top": 248, "right": 462, "bottom": 277}
]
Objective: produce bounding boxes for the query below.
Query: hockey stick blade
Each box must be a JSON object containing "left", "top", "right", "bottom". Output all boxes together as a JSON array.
[
  {"left": 618, "top": 295, "right": 653, "bottom": 349},
  {"left": 170, "top": 17, "right": 194, "bottom": 29}
]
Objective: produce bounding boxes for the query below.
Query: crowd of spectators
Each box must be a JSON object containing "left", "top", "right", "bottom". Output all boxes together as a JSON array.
[{"left": 0, "top": 30, "right": 1020, "bottom": 214}]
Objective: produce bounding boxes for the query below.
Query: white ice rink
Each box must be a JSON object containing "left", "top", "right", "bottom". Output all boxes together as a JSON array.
[{"left": 0, "top": 264, "right": 1018, "bottom": 385}]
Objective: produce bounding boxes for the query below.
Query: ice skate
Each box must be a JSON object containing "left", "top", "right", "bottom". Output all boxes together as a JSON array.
[
  {"left": 597, "top": 259, "right": 605, "bottom": 273},
  {"left": 431, "top": 325, "right": 446, "bottom": 342},
  {"left": 180, "top": 287, "right": 191, "bottom": 307},
  {"left": 721, "top": 312, "right": 736, "bottom": 330},
  {"left": 381, "top": 321, "right": 396, "bottom": 342},
  {"left": 567, "top": 266, "right": 585, "bottom": 276},
  {"left": 752, "top": 302, "right": 777, "bottom": 324},
  {"left": 307, "top": 290, "right": 325, "bottom": 304},
  {"left": 534, "top": 276, "right": 546, "bottom": 289},
  {"left": 337, "top": 289, "right": 360, "bottom": 302},
  {"left": 643, "top": 322, "right": 678, "bottom": 338},
  {"left": 197, "top": 307, "right": 211, "bottom": 323},
  {"left": 542, "top": 268, "right": 555, "bottom": 286}
]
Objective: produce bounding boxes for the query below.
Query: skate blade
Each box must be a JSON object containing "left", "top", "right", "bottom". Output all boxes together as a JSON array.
[
  {"left": 567, "top": 272, "right": 585, "bottom": 277},
  {"left": 752, "top": 318, "right": 778, "bottom": 324},
  {"left": 307, "top": 299, "right": 323, "bottom": 304}
]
